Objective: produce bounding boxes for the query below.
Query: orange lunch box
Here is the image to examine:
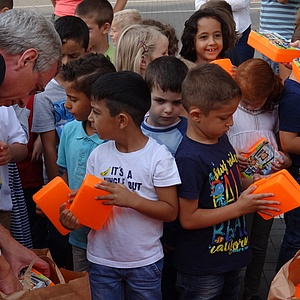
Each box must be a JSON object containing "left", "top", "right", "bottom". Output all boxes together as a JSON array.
[{"left": 247, "top": 30, "right": 300, "bottom": 62}]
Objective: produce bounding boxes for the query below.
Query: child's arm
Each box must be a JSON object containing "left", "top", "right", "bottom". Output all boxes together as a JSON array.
[
  {"left": 95, "top": 181, "right": 178, "bottom": 222},
  {"left": 114, "top": 0, "right": 127, "bottom": 12},
  {"left": 0, "top": 141, "right": 27, "bottom": 165},
  {"left": 31, "top": 134, "right": 43, "bottom": 162},
  {"left": 40, "top": 130, "right": 59, "bottom": 181},
  {"left": 279, "top": 131, "right": 300, "bottom": 155},
  {"left": 179, "top": 185, "right": 279, "bottom": 230}
]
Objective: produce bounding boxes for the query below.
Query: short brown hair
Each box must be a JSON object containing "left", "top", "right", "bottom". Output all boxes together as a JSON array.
[{"left": 182, "top": 63, "right": 241, "bottom": 114}]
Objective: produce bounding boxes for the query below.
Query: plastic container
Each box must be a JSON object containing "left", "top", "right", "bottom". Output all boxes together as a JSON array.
[
  {"left": 211, "top": 58, "right": 232, "bottom": 75},
  {"left": 292, "top": 58, "right": 300, "bottom": 82},
  {"left": 241, "top": 138, "right": 282, "bottom": 178},
  {"left": 249, "top": 169, "right": 300, "bottom": 220},
  {"left": 32, "top": 177, "right": 71, "bottom": 235},
  {"left": 247, "top": 30, "right": 300, "bottom": 62},
  {"left": 70, "top": 174, "right": 113, "bottom": 230}
]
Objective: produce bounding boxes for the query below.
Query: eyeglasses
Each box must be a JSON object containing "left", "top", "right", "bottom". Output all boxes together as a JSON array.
[{"left": 29, "top": 71, "right": 45, "bottom": 95}]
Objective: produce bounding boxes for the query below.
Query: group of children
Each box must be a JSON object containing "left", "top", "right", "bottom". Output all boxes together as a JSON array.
[{"left": 2, "top": 0, "right": 300, "bottom": 299}]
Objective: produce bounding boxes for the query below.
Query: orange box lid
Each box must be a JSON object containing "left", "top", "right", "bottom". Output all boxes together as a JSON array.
[
  {"left": 292, "top": 58, "right": 300, "bottom": 82},
  {"left": 295, "top": 285, "right": 300, "bottom": 297},
  {"left": 211, "top": 58, "right": 232, "bottom": 75},
  {"left": 70, "top": 174, "right": 113, "bottom": 230},
  {"left": 249, "top": 169, "right": 300, "bottom": 220},
  {"left": 32, "top": 177, "right": 71, "bottom": 235},
  {"left": 247, "top": 30, "right": 300, "bottom": 62},
  {"left": 241, "top": 138, "right": 282, "bottom": 178}
]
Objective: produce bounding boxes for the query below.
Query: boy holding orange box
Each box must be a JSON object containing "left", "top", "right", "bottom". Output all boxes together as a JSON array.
[
  {"left": 57, "top": 53, "right": 116, "bottom": 271},
  {"left": 60, "top": 71, "right": 181, "bottom": 299}
]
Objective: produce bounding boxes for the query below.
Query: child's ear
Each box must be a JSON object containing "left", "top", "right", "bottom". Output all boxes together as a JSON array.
[
  {"left": 102, "top": 22, "right": 111, "bottom": 35},
  {"left": 140, "top": 55, "right": 147, "bottom": 70},
  {"left": 118, "top": 113, "right": 129, "bottom": 129},
  {"left": 189, "top": 107, "right": 203, "bottom": 122},
  {"left": 0, "top": 7, "right": 9, "bottom": 13}
]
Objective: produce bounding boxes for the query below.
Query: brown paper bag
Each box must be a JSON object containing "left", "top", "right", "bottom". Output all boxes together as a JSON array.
[
  {"left": 267, "top": 250, "right": 300, "bottom": 300},
  {"left": 0, "top": 248, "right": 91, "bottom": 300}
]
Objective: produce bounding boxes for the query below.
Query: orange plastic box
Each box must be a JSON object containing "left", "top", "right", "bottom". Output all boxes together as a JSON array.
[
  {"left": 295, "top": 285, "right": 300, "bottom": 297},
  {"left": 32, "top": 177, "right": 71, "bottom": 235},
  {"left": 292, "top": 58, "right": 300, "bottom": 82},
  {"left": 247, "top": 30, "right": 300, "bottom": 62},
  {"left": 241, "top": 138, "right": 282, "bottom": 178},
  {"left": 70, "top": 174, "right": 113, "bottom": 230},
  {"left": 211, "top": 58, "right": 232, "bottom": 75},
  {"left": 249, "top": 169, "right": 300, "bottom": 220}
]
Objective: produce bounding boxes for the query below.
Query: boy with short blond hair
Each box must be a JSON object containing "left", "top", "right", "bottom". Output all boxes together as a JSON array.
[
  {"left": 174, "top": 63, "right": 280, "bottom": 299},
  {"left": 75, "top": 0, "right": 115, "bottom": 61}
]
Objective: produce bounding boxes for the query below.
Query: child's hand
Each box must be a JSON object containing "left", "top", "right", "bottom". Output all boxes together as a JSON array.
[
  {"left": 271, "top": 151, "right": 292, "bottom": 171},
  {"left": 235, "top": 148, "right": 249, "bottom": 170},
  {"left": 35, "top": 204, "right": 46, "bottom": 217},
  {"left": 94, "top": 181, "right": 134, "bottom": 208},
  {"left": 59, "top": 202, "right": 79, "bottom": 230},
  {"left": 0, "top": 141, "right": 12, "bottom": 165},
  {"left": 236, "top": 185, "right": 280, "bottom": 217}
]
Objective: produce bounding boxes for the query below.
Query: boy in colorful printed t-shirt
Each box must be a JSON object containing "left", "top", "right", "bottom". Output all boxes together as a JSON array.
[{"left": 174, "top": 63, "right": 280, "bottom": 299}]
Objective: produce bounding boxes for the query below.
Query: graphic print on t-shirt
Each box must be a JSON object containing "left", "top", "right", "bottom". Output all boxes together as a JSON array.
[
  {"left": 208, "top": 151, "right": 249, "bottom": 256},
  {"left": 101, "top": 165, "right": 143, "bottom": 192}
]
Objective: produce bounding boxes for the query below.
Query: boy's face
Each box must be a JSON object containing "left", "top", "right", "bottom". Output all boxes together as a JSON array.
[
  {"left": 63, "top": 81, "right": 92, "bottom": 121},
  {"left": 194, "top": 96, "right": 239, "bottom": 143},
  {"left": 78, "top": 16, "right": 105, "bottom": 52},
  {"left": 194, "top": 17, "right": 223, "bottom": 64},
  {"left": 147, "top": 86, "right": 182, "bottom": 127},
  {"left": 61, "top": 39, "right": 87, "bottom": 66},
  {"left": 109, "top": 21, "right": 120, "bottom": 45},
  {"left": 88, "top": 99, "right": 118, "bottom": 140}
]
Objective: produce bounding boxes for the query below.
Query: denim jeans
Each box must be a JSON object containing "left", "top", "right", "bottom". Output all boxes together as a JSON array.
[
  {"left": 176, "top": 269, "right": 242, "bottom": 300},
  {"left": 89, "top": 259, "right": 163, "bottom": 300},
  {"left": 276, "top": 206, "right": 300, "bottom": 271}
]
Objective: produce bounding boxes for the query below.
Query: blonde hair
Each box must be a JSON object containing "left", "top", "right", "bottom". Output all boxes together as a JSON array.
[
  {"left": 115, "top": 24, "right": 166, "bottom": 75},
  {"left": 113, "top": 9, "right": 141, "bottom": 32}
]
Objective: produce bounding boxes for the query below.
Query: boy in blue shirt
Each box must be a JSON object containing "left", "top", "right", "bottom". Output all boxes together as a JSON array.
[
  {"left": 60, "top": 71, "right": 181, "bottom": 299},
  {"left": 174, "top": 63, "right": 280, "bottom": 299},
  {"left": 142, "top": 56, "right": 188, "bottom": 156},
  {"left": 58, "top": 53, "right": 116, "bottom": 271},
  {"left": 143, "top": 55, "right": 188, "bottom": 300}
]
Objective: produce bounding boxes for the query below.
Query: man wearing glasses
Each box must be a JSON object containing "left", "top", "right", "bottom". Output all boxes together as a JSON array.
[{"left": 0, "top": 9, "right": 61, "bottom": 295}]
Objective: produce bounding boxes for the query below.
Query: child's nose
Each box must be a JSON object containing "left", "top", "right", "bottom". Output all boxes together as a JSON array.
[{"left": 164, "top": 104, "right": 173, "bottom": 113}]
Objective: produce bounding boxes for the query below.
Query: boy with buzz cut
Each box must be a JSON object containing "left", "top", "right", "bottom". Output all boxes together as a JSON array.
[
  {"left": 58, "top": 53, "right": 116, "bottom": 272},
  {"left": 60, "top": 71, "right": 181, "bottom": 300},
  {"left": 174, "top": 63, "right": 280, "bottom": 299},
  {"left": 143, "top": 55, "right": 188, "bottom": 300},
  {"left": 75, "top": 0, "right": 115, "bottom": 61}
]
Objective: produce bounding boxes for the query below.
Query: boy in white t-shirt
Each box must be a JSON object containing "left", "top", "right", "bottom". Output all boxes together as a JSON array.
[{"left": 60, "top": 71, "right": 181, "bottom": 300}]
